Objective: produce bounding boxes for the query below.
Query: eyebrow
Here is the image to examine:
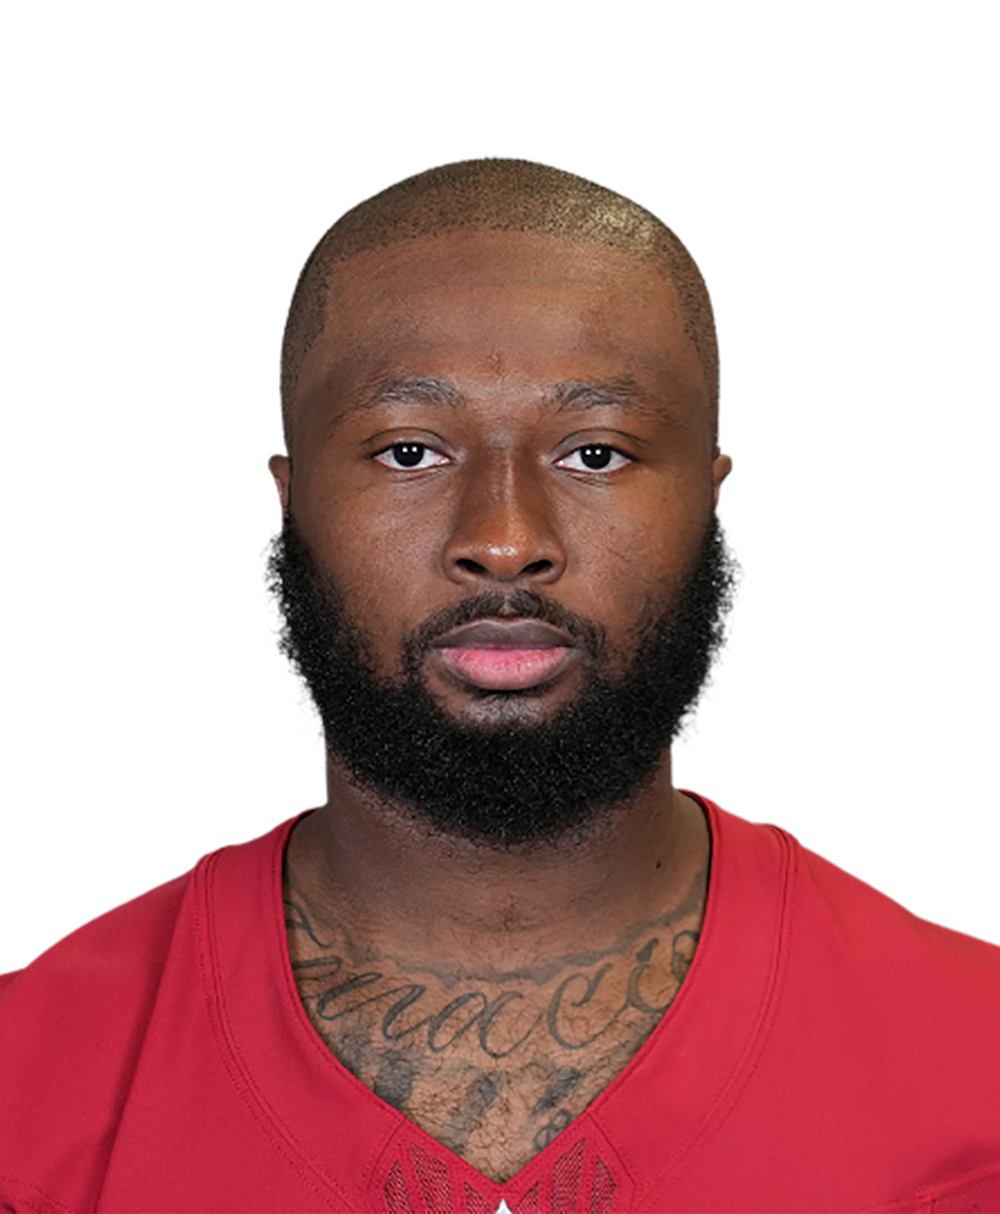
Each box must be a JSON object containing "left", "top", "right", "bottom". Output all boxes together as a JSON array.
[
  {"left": 547, "top": 377, "right": 659, "bottom": 417},
  {"left": 333, "top": 373, "right": 660, "bottom": 425}
]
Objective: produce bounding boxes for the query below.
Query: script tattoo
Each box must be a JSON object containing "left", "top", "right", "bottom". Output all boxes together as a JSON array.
[
  {"left": 285, "top": 869, "right": 706, "bottom": 1181},
  {"left": 287, "top": 899, "right": 700, "bottom": 1061}
]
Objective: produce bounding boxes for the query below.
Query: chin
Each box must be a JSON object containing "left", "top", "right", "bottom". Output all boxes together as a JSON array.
[{"left": 440, "top": 686, "right": 569, "bottom": 730}]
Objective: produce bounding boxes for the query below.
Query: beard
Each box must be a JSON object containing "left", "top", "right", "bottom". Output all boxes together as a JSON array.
[{"left": 268, "top": 514, "right": 736, "bottom": 849}]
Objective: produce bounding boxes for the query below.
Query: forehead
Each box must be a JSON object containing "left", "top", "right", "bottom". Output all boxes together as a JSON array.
[{"left": 292, "top": 229, "right": 707, "bottom": 434}]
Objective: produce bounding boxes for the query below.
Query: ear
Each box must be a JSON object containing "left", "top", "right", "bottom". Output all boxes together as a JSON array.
[
  {"left": 268, "top": 454, "right": 291, "bottom": 515},
  {"left": 711, "top": 450, "right": 732, "bottom": 509}
]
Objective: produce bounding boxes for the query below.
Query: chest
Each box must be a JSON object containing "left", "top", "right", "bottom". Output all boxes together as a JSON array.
[{"left": 291, "top": 929, "right": 697, "bottom": 1182}]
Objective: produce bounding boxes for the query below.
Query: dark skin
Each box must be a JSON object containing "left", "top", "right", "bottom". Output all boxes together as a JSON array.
[{"left": 269, "top": 229, "right": 731, "bottom": 1181}]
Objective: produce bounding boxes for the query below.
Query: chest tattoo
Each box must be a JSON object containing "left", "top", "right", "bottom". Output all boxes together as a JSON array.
[{"left": 285, "top": 873, "right": 705, "bottom": 1182}]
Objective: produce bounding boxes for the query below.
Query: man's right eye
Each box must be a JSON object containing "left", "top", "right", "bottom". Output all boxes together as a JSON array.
[{"left": 373, "top": 442, "right": 450, "bottom": 470}]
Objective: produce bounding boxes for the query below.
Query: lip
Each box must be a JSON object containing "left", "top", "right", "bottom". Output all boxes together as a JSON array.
[
  {"left": 432, "top": 619, "right": 576, "bottom": 650},
  {"left": 431, "top": 618, "right": 577, "bottom": 691},
  {"left": 435, "top": 646, "right": 573, "bottom": 691}
]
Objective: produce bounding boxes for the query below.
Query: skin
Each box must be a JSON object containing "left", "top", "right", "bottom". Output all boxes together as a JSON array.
[{"left": 269, "top": 229, "right": 731, "bottom": 1181}]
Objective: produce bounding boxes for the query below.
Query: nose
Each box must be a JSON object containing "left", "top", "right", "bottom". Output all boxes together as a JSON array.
[{"left": 441, "top": 456, "right": 567, "bottom": 586}]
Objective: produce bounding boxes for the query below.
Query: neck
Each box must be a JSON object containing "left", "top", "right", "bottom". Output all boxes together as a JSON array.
[{"left": 285, "top": 749, "right": 709, "bottom": 969}]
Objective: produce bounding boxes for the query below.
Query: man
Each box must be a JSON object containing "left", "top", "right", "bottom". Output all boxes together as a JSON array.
[{"left": 1, "top": 160, "right": 998, "bottom": 1214}]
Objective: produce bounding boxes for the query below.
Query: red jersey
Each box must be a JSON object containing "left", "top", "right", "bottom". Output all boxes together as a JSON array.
[{"left": 2, "top": 797, "right": 999, "bottom": 1213}]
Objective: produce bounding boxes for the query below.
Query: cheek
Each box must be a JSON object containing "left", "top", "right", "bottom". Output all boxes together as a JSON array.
[
  {"left": 559, "top": 481, "right": 713, "bottom": 670},
  {"left": 324, "top": 533, "right": 436, "bottom": 659},
  {"left": 563, "top": 476, "right": 712, "bottom": 592}
]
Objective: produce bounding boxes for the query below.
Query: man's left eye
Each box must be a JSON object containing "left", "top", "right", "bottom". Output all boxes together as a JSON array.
[{"left": 555, "top": 444, "right": 631, "bottom": 473}]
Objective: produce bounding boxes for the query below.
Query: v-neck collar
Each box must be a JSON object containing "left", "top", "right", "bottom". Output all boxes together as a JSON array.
[{"left": 195, "top": 796, "right": 793, "bottom": 1211}]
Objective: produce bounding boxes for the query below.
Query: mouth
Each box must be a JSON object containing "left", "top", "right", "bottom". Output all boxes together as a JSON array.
[
  {"left": 430, "top": 619, "right": 577, "bottom": 692},
  {"left": 436, "top": 646, "right": 573, "bottom": 691}
]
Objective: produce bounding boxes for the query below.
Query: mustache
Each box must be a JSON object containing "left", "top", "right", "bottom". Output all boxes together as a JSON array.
[{"left": 402, "top": 582, "right": 604, "bottom": 660}]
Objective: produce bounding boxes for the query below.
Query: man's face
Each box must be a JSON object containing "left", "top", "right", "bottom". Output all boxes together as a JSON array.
[{"left": 270, "top": 230, "right": 732, "bottom": 843}]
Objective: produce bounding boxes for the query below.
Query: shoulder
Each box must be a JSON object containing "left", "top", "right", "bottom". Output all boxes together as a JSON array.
[
  {"left": 0, "top": 862, "right": 200, "bottom": 1060},
  {"left": 790, "top": 824, "right": 1000, "bottom": 994},
  {"left": 0, "top": 871, "right": 195, "bottom": 1211},
  {"left": 0, "top": 815, "right": 299, "bottom": 1035},
  {"left": 706, "top": 797, "right": 1000, "bottom": 992},
  {"left": 1, "top": 867, "right": 193, "bottom": 1002},
  {"left": 684, "top": 796, "right": 1000, "bottom": 1204},
  {"left": 0, "top": 820, "right": 294, "bottom": 1213},
  {"left": 703, "top": 791, "right": 1000, "bottom": 1107},
  {"left": 785, "top": 825, "right": 1000, "bottom": 1110}
]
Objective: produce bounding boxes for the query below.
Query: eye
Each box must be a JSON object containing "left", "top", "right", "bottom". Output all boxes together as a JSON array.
[
  {"left": 555, "top": 444, "right": 631, "bottom": 473},
  {"left": 373, "top": 441, "right": 450, "bottom": 470}
]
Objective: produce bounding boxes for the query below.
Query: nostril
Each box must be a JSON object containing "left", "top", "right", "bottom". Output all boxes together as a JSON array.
[{"left": 454, "top": 556, "right": 553, "bottom": 578}]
